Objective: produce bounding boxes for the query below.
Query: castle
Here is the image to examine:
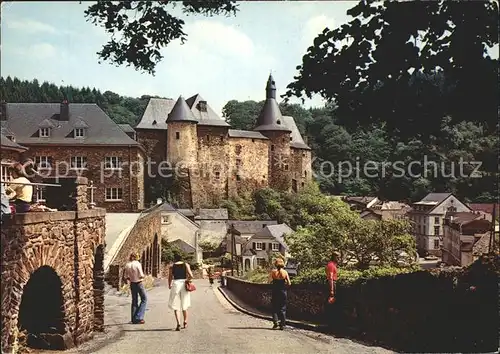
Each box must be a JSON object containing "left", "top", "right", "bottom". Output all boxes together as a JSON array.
[{"left": 135, "top": 75, "right": 313, "bottom": 208}]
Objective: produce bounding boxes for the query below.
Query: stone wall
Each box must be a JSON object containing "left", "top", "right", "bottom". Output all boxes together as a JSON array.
[
  {"left": 290, "top": 148, "right": 312, "bottom": 191},
  {"left": 226, "top": 256, "right": 499, "bottom": 353},
  {"left": 19, "top": 146, "right": 144, "bottom": 212},
  {"left": 107, "top": 206, "right": 162, "bottom": 289},
  {"left": 261, "top": 131, "right": 292, "bottom": 191},
  {"left": 1, "top": 208, "right": 106, "bottom": 352},
  {"left": 167, "top": 122, "right": 198, "bottom": 166}
]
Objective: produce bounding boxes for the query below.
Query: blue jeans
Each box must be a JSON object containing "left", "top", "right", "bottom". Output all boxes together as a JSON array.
[
  {"left": 272, "top": 289, "right": 287, "bottom": 326},
  {"left": 130, "top": 282, "right": 147, "bottom": 322}
]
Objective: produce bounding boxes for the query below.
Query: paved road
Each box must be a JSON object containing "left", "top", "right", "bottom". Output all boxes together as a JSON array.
[{"left": 73, "top": 280, "right": 393, "bottom": 354}]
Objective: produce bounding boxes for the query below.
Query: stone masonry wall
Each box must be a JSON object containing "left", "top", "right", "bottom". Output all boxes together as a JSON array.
[
  {"left": 20, "top": 146, "right": 144, "bottom": 212},
  {"left": 0, "top": 148, "right": 23, "bottom": 164},
  {"left": 167, "top": 122, "right": 198, "bottom": 166},
  {"left": 107, "top": 206, "right": 162, "bottom": 289},
  {"left": 0, "top": 208, "right": 106, "bottom": 352},
  {"left": 226, "top": 256, "right": 499, "bottom": 353},
  {"left": 261, "top": 131, "right": 292, "bottom": 191},
  {"left": 290, "top": 148, "right": 312, "bottom": 191}
]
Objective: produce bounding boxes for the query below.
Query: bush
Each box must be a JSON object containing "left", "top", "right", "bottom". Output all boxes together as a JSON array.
[
  {"left": 292, "top": 265, "right": 421, "bottom": 285},
  {"left": 241, "top": 268, "right": 269, "bottom": 284}
]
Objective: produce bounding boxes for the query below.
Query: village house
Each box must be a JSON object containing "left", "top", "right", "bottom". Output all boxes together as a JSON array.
[
  {"left": 1, "top": 131, "right": 28, "bottom": 181},
  {"left": 359, "top": 201, "right": 411, "bottom": 220},
  {"left": 442, "top": 212, "right": 493, "bottom": 267},
  {"left": 134, "top": 75, "right": 312, "bottom": 209},
  {"left": 407, "top": 193, "right": 471, "bottom": 256},
  {"left": 241, "top": 224, "right": 293, "bottom": 271},
  {"left": 0, "top": 101, "right": 145, "bottom": 212}
]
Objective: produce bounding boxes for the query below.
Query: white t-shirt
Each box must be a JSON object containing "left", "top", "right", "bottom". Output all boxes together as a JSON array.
[{"left": 123, "top": 260, "right": 145, "bottom": 283}]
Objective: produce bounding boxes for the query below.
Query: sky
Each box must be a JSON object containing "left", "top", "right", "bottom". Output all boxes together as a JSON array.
[{"left": 0, "top": 1, "right": 355, "bottom": 116}]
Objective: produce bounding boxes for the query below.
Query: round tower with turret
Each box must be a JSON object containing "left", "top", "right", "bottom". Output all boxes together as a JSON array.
[
  {"left": 166, "top": 96, "right": 199, "bottom": 168},
  {"left": 254, "top": 74, "right": 292, "bottom": 191}
]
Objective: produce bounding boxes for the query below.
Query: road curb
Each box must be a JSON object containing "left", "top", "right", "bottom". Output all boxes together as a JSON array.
[{"left": 217, "top": 286, "right": 328, "bottom": 333}]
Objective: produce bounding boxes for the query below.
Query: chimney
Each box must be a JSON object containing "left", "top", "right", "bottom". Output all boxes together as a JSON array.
[
  {"left": 60, "top": 100, "right": 69, "bottom": 121},
  {"left": 0, "top": 101, "right": 6, "bottom": 121}
]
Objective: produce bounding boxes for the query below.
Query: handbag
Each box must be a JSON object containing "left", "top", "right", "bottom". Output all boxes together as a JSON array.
[{"left": 185, "top": 280, "right": 196, "bottom": 292}]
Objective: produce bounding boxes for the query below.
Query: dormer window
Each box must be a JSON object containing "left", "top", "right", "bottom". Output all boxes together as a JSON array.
[
  {"left": 198, "top": 101, "right": 207, "bottom": 112},
  {"left": 40, "top": 128, "right": 50, "bottom": 138},
  {"left": 6, "top": 135, "right": 14, "bottom": 142},
  {"left": 74, "top": 128, "right": 85, "bottom": 139}
]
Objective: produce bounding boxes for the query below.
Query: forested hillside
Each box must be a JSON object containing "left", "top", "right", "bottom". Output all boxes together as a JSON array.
[{"left": 0, "top": 76, "right": 166, "bottom": 126}]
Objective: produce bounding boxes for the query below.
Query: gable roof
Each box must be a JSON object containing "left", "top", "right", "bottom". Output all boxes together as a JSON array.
[
  {"left": 251, "top": 223, "right": 293, "bottom": 249},
  {"left": 421, "top": 193, "right": 452, "bottom": 203},
  {"left": 197, "top": 208, "right": 228, "bottom": 220},
  {"left": 1, "top": 133, "right": 28, "bottom": 151},
  {"left": 136, "top": 96, "right": 229, "bottom": 130},
  {"left": 282, "top": 116, "right": 310, "bottom": 150},
  {"left": 468, "top": 203, "right": 499, "bottom": 216},
  {"left": 228, "top": 220, "right": 278, "bottom": 234},
  {"left": 118, "top": 124, "right": 136, "bottom": 133},
  {"left": 1, "top": 103, "right": 140, "bottom": 147},
  {"left": 169, "top": 238, "right": 196, "bottom": 254}
]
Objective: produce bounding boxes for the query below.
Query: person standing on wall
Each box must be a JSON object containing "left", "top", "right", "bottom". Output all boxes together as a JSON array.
[
  {"left": 168, "top": 254, "right": 194, "bottom": 331},
  {"left": 326, "top": 251, "right": 340, "bottom": 302},
  {"left": 268, "top": 258, "right": 291, "bottom": 330},
  {"left": 123, "top": 252, "right": 147, "bottom": 324}
]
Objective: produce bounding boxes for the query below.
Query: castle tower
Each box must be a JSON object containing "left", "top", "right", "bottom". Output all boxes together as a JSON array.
[
  {"left": 166, "top": 96, "right": 198, "bottom": 167},
  {"left": 254, "top": 74, "right": 292, "bottom": 191}
]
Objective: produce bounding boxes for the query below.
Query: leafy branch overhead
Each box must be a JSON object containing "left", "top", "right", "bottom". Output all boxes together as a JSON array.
[
  {"left": 284, "top": 0, "right": 498, "bottom": 136},
  {"left": 84, "top": 0, "right": 239, "bottom": 75}
]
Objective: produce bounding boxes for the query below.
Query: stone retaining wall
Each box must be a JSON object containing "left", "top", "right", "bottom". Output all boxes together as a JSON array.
[
  {"left": 1, "top": 208, "right": 106, "bottom": 352},
  {"left": 226, "top": 256, "right": 499, "bottom": 353}
]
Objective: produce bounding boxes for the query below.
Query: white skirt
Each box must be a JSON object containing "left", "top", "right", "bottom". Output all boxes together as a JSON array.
[{"left": 168, "top": 279, "right": 191, "bottom": 311}]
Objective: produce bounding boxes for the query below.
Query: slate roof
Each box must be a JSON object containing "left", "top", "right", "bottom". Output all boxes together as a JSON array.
[
  {"left": 282, "top": 116, "right": 310, "bottom": 150},
  {"left": 1, "top": 103, "right": 140, "bottom": 146},
  {"left": 118, "top": 124, "right": 136, "bottom": 133},
  {"left": 228, "top": 129, "right": 268, "bottom": 140},
  {"left": 136, "top": 96, "right": 229, "bottom": 129},
  {"left": 254, "top": 75, "right": 291, "bottom": 132},
  {"left": 468, "top": 203, "right": 500, "bottom": 216},
  {"left": 178, "top": 208, "right": 195, "bottom": 217},
  {"left": 170, "top": 239, "right": 196, "bottom": 254},
  {"left": 0, "top": 133, "right": 28, "bottom": 151},
  {"left": 228, "top": 220, "right": 278, "bottom": 234},
  {"left": 166, "top": 96, "right": 198, "bottom": 123},
  {"left": 251, "top": 223, "right": 294, "bottom": 250},
  {"left": 421, "top": 193, "right": 452, "bottom": 203}
]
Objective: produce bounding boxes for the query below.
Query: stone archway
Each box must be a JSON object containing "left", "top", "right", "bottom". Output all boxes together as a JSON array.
[
  {"left": 92, "top": 245, "right": 105, "bottom": 332},
  {"left": 17, "top": 266, "right": 69, "bottom": 350}
]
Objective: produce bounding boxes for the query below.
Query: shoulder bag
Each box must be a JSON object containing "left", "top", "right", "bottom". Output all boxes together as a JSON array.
[{"left": 184, "top": 263, "right": 196, "bottom": 292}]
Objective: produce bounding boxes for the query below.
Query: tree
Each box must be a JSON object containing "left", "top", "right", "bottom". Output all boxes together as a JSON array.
[
  {"left": 84, "top": 1, "right": 239, "bottom": 75},
  {"left": 285, "top": 1, "right": 498, "bottom": 138}
]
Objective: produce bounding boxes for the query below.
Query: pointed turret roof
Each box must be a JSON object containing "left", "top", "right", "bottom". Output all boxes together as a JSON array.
[
  {"left": 254, "top": 74, "right": 291, "bottom": 132},
  {"left": 166, "top": 96, "right": 198, "bottom": 123}
]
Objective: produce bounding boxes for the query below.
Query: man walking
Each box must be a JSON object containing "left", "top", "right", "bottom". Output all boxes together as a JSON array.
[
  {"left": 326, "top": 252, "right": 339, "bottom": 301},
  {"left": 123, "top": 252, "right": 147, "bottom": 324}
]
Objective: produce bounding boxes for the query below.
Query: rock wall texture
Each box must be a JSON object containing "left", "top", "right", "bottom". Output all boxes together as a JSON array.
[
  {"left": 0, "top": 208, "right": 106, "bottom": 352},
  {"left": 226, "top": 256, "right": 499, "bottom": 353},
  {"left": 18, "top": 145, "right": 144, "bottom": 212},
  {"left": 107, "top": 206, "right": 162, "bottom": 289}
]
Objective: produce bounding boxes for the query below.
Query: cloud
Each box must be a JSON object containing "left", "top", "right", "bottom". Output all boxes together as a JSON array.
[
  {"left": 184, "top": 20, "right": 255, "bottom": 58},
  {"left": 12, "top": 43, "right": 58, "bottom": 59},
  {"left": 303, "top": 15, "right": 335, "bottom": 45},
  {"left": 5, "top": 18, "right": 57, "bottom": 34}
]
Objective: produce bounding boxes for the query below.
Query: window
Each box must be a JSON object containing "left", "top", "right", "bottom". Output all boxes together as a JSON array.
[
  {"left": 6, "top": 135, "right": 14, "bottom": 141},
  {"left": 214, "top": 171, "right": 220, "bottom": 180},
  {"left": 70, "top": 156, "right": 87, "bottom": 169},
  {"left": 104, "top": 156, "right": 122, "bottom": 169},
  {"left": 74, "top": 128, "right": 85, "bottom": 138},
  {"left": 235, "top": 158, "right": 242, "bottom": 168},
  {"left": 434, "top": 239, "right": 440, "bottom": 249},
  {"left": 272, "top": 243, "right": 280, "bottom": 251},
  {"left": 434, "top": 217, "right": 440, "bottom": 224},
  {"left": 105, "top": 188, "right": 123, "bottom": 201},
  {"left": 434, "top": 226, "right": 440, "bottom": 236},
  {"left": 262, "top": 224, "right": 267, "bottom": 228},
  {"left": 236, "top": 174, "right": 241, "bottom": 181},
  {"left": 282, "top": 138, "right": 286, "bottom": 143},
  {"left": 235, "top": 145, "right": 242, "bottom": 155},
  {"left": 205, "top": 135, "right": 210, "bottom": 142},
  {"left": 198, "top": 101, "right": 207, "bottom": 112},
  {"left": 290, "top": 136, "right": 293, "bottom": 141},
  {"left": 161, "top": 215, "right": 171, "bottom": 224},
  {"left": 1, "top": 165, "right": 11, "bottom": 182},
  {"left": 220, "top": 136, "right": 224, "bottom": 142},
  {"left": 304, "top": 171, "right": 307, "bottom": 177},
  {"left": 39, "top": 128, "right": 50, "bottom": 137},
  {"left": 271, "top": 145, "right": 275, "bottom": 151},
  {"left": 255, "top": 242, "right": 263, "bottom": 250},
  {"left": 302, "top": 152, "right": 306, "bottom": 157},
  {"left": 35, "top": 187, "right": 46, "bottom": 202},
  {"left": 301, "top": 182, "right": 305, "bottom": 187},
  {"left": 175, "top": 132, "right": 180, "bottom": 139},
  {"left": 251, "top": 139, "right": 255, "bottom": 143},
  {"left": 34, "top": 156, "right": 51, "bottom": 169}
]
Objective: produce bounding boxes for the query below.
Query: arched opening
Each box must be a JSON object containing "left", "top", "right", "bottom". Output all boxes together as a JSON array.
[
  {"left": 18, "top": 266, "right": 69, "bottom": 350},
  {"left": 93, "top": 245, "right": 105, "bottom": 332},
  {"left": 146, "top": 245, "right": 151, "bottom": 274},
  {"left": 141, "top": 250, "right": 146, "bottom": 271},
  {"left": 244, "top": 259, "right": 250, "bottom": 272}
]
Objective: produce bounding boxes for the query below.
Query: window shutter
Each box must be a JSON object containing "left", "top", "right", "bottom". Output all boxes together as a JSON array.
[
  {"left": 262, "top": 243, "right": 266, "bottom": 250},
  {"left": 269, "top": 243, "right": 272, "bottom": 250},
  {"left": 253, "top": 242, "right": 256, "bottom": 250}
]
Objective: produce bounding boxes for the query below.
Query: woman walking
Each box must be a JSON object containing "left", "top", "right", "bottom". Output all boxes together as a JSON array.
[
  {"left": 268, "top": 258, "right": 291, "bottom": 330},
  {"left": 168, "top": 254, "right": 194, "bottom": 331}
]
